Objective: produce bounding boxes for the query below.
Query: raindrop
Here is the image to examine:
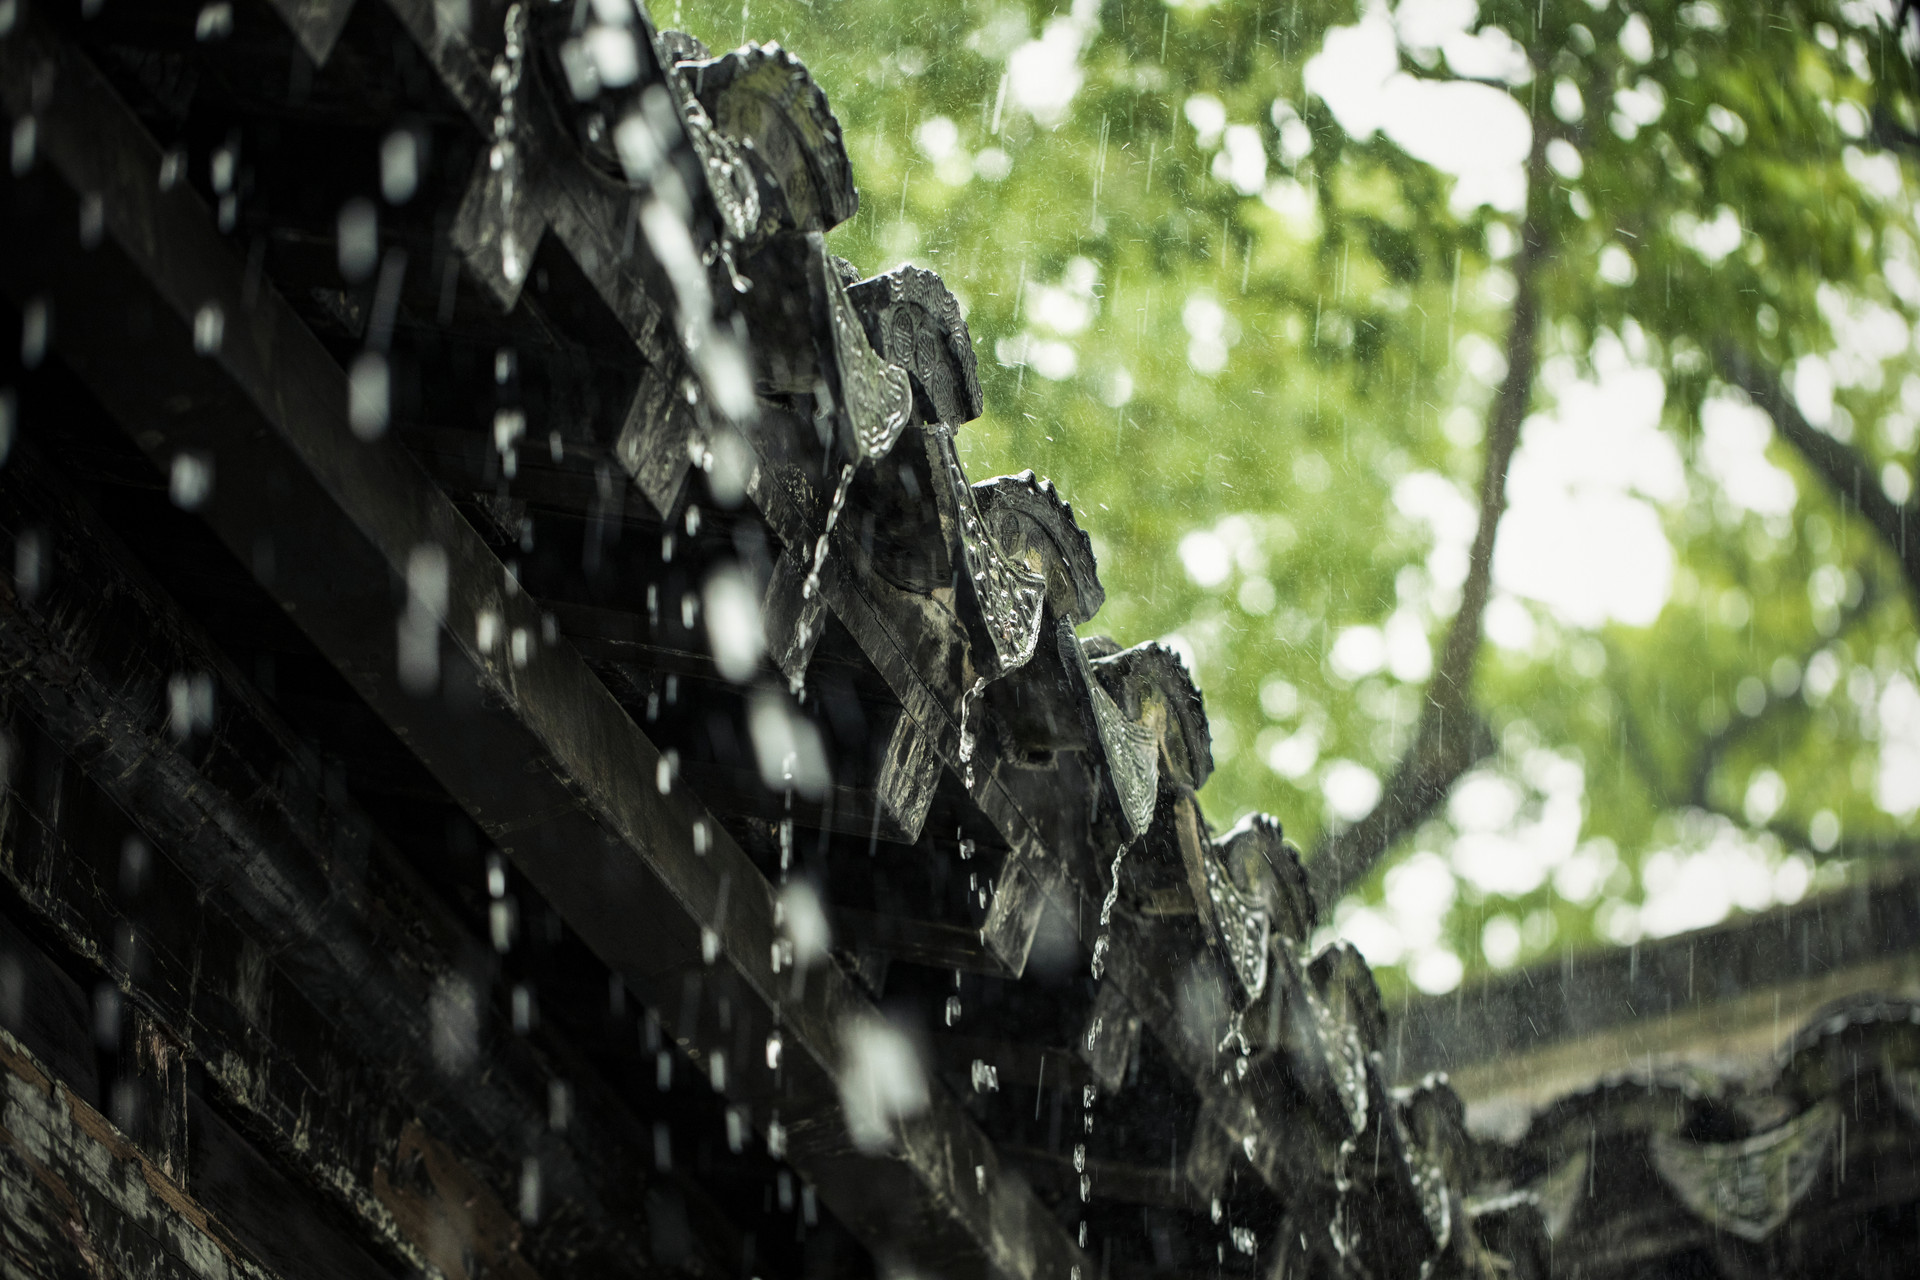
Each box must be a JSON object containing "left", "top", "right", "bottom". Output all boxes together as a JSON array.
[
  {"left": 764, "top": 1029, "right": 783, "bottom": 1070},
  {"left": 92, "top": 983, "right": 120, "bottom": 1049},
  {"left": 518, "top": 1157, "right": 541, "bottom": 1224},
  {"left": 10, "top": 117, "right": 33, "bottom": 177},
  {"left": 700, "top": 927, "right": 719, "bottom": 964},
  {"left": 777, "top": 881, "right": 831, "bottom": 967},
  {"left": 166, "top": 672, "right": 214, "bottom": 739},
  {"left": 726, "top": 1106, "right": 747, "bottom": 1153},
  {"left": 348, "top": 352, "right": 390, "bottom": 439},
  {"left": 209, "top": 143, "right": 236, "bottom": 193},
  {"left": 489, "top": 899, "right": 515, "bottom": 952},
  {"left": 381, "top": 130, "right": 420, "bottom": 204},
  {"left": 767, "top": 1113, "right": 787, "bottom": 1159},
  {"left": 429, "top": 974, "right": 479, "bottom": 1074},
  {"left": 1072, "top": 1143, "right": 1086, "bottom": 1173},
  {"left": 118, "top": 837, "right": 150, "bottom": 896},
  {"left": 707, "top": 1049, "right": 726, "bottom": 1092},
  {"left": 398, "top": 544, "right": 448, "bottom": 694},
  {"left": 944, "top": 995, "right": 962, "bottom": 1026},
  {"left": 192, "top": 303, "right": 225, "bottom": 355},
  {"left": 837, "top": 1014, "right": 929, "bottom": 1152},
  {"left": 493, "top": 407, "right": 526, "bottom": 454},
  {"left": 337, "top": 199, "right": 378, "bottom": 281},
  {"left": 194, "top": 2, "right": 232, "bottom": 41},
  {"left": 656, "top": 1049, "right": 673, "bottom": 1091},
  {"left": 19, "top": 297, "right": 46, "bottom": 368}
]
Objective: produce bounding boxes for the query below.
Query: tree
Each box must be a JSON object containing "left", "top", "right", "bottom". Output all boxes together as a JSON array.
[{"left": 676, "top": 0, "right": 1920, "bottom": 996}]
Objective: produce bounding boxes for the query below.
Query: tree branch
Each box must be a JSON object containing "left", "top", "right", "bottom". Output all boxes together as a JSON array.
[
  {"left": 1714, "top": 344, "right": 1920, "bottom": 605},
  {"left": 1617, "top": 577, "right": 1879, "bottom": 824},
  {"left": 1306, "top": 115, "right": 1552, "bottom": 909}
]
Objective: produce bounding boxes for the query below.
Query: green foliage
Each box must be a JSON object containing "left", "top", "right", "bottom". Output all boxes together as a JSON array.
[{"left": 675, "top": 0, "right": 1920, "bottom": 996}]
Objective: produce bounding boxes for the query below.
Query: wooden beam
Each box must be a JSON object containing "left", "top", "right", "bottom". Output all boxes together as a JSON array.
[
  {"left": 0, "top": 20, "right": 1084, "bottom": 1280},
  {"left": 1387, "top": 867, "right": 1920, "bottom": 1121},
  {"left": 0, "top": 1025, "right": 295, "bottom": 1280},
  {"left": 832, "top": 908, "right": 1011, "bottom": 978},
  {"left": 0, "top": 914, "right": 403, "bottom": 1280},
  {"left": 0, "top": 447, "right": 740, "bottom": 1280}
]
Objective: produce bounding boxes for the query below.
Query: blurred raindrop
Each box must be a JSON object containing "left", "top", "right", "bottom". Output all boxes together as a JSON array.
[
  {"left": 837, "top": 1014, "right": 927, "bottom": 1153},
  {"left": 337, "top": 199, "right": 378, "bottom": 282}
]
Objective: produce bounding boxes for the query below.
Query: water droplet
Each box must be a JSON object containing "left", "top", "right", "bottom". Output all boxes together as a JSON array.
[
  {"left": 380, "top": 129, "right": 419, "bottom": 204},
  {"left": 765, "top": 1030, "right": 783, "bottom": 1070},
  {"left": 337, "top": 199, "right": 378, "bottom": 281},
  {"left": 725, "top": 1105, "right": 747, "bottom": 1153},
  {"left": 192, "top": 303, "right": 224, "bottom": 355},
  {"left": 194, "top": 2, "right": 232, "bottom": 41},
  {"left": 349, "top": 352, "right": 390, "bottom": 440},
  {"left": 767, "top": 1113, "right": 787, "bottom": 1159},
  {"left": 170, "top": 453, "right": 213, "bottom": 509}
]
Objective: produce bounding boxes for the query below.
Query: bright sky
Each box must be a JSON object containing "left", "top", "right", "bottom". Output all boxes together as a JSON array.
[{"left": 1304, "top": 0, "right": 1533, "bottom": 215}]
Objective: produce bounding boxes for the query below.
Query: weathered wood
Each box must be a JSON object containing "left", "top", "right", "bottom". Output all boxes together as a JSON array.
[
  {"left": 0, "top": 21, "right": 1085, "bottom": 1279},
  {"left": 875, "top": 709, "right": 943, "bottom": 845},
  {"left": 0, "top": 449, "right": 735, "bottom": 1280},
  {"left": 1388, "top": 863, "right": 1920, "bottom": 1097},
  {"left": 0, "top": 1027, "right": 285, "bottom": 1280},
  {"left": 828, "top": 907, "right": 1009, "bottom": 978}
]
